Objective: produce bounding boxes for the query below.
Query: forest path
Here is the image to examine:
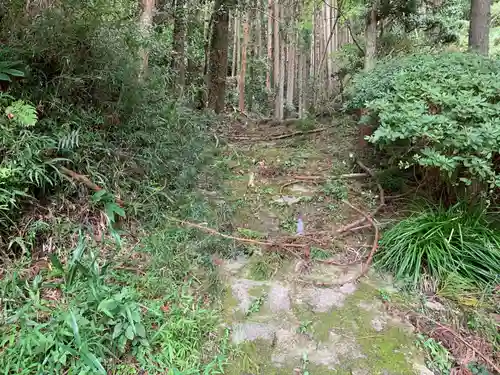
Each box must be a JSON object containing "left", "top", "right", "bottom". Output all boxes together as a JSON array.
[{"left": 210, "top": 117, "right": 432, "bottom": 375}]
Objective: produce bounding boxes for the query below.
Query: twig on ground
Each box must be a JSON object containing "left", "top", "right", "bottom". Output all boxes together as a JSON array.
[
  {"left": 231, "top": 127, "right": 328, "bottom": 141},
  {"left": 342, "top": 200, "right": 379, "bottom": 278},
  {"left": 336, "top": 159, "right": 385, "bottom": 234},
  {"left": 168, "top": 217, "right": 305, "bottom": 256},
  {"left": 414, "top": 314, "right": 500, "bottom": 374},
  {"left": 279, "top": 172, "right": 369, "bottom": 194},
  {"left": 59, "top": 166, "right": 124, "bottom": 206}
]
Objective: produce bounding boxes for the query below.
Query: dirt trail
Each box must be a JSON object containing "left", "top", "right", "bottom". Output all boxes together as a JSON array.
[{"left": 213, "top": 119, "right": 432, "bottom": 375}]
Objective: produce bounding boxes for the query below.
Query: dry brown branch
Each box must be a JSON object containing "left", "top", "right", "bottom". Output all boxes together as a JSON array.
[
  {"left": 414, "top": 314, "right": 500, "bottom": 374},
  {"left": 231, "top": 127, "right": 328, "bottom": 141},
  {"left": 342, "top": 200, "right": 379, "bottom": 278},
  {"left": 279, "top": 173, "right": 369, "bottom": 194},
  {"left": 336, "top": 160, "right": 385, "bottom": 234},
  {"left": 169, "top": 217, "right": 307, "bottom": 256},
  {"left": 59, "top": 166, "right": 124, "bottom": 206}
]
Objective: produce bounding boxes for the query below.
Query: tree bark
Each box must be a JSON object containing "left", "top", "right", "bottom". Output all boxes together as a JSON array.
[
  {"left": 239, "top": 15, "right": 249, "bottom": 112},
  {"left": 298, "top": 51, "right": 304, "bottom": 118},
  {"left": 278, "top": 33, "right": 285, "bottom": 120},
  {"left": 273, "top": 0, "right": 281, "bottom": 118},
  {"left": 231, "top": 14, "right": 239, "bottom": 77},
  {"left": 364, "top": 0, "right": 378, "bottom": 71},
  {"left": 171, "top": 0, "right": 186, "bottom": 90},
  {"left": 286, "top": 34, "right": 295, "bottom": 109},
  {"left": 207, "top": 0, "right": 231, "bottom": 113},
  {"left": 266, "top": 0, "right": 274, "bottom": 91},
  {"left": 138, "top": 0, "right": 155, "bottom": 80},
  {"left": 468, "top": 0, "right": 491, "bottom": 55}
]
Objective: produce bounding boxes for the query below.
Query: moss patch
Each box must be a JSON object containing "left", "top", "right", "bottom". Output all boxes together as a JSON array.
[{"left": 293, "top": 282, "right": 417, "bottom": 374}]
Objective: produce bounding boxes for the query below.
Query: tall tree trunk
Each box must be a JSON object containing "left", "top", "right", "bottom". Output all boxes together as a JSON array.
[
  {"left": 138, "top": 0, "right": 155, "bottom": 80},
  {"left": 207, "top": 0, "right": 231, "bottom": 113},
  {"left": 298, "top": 50, "right": 304, "bottom": 118},
  {"left": 266, "top": 0, "right": 274, "bottom": 91},
  {"left": 257, "top": 0, "right": 264, "bottom": 58},
  {"left": 273, "top": 0, "right": 281, "bottom": 118},
  {"left": 171, "top": 0, "right": 186, "bottom": 90},
  {"left": 364, "top": 0, "right": 378, "bottom": 71},
  {"left": 278, "top": 26, "right": 285, "bottom": 120},
  {"left": 231, "top": 14, "right": 239, "bottom": 76},
  {"left": 468, "top": 0, "right": 491, "bottom": 55},
  {"left": 286, "top": 34, "right": 295, "bottom": 109},
  {"left": 239, "top": 15, "right": 249, "bottom": 112}
]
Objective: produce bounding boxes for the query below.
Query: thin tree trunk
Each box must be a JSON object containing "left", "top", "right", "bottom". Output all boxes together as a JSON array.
[
  {"left": 266, "top": 0, "right": 274, "bottom": 91},
  {"left": 171, "top": 0, "right": 186, "bottom": 90},
  {"left": 364, "top": 0, "right": 378, "bottom": 71},
  {"left": 231, "top": 14, "right": 238, "bottom": 76},
  {"left": 138, "top": 0, "right": 155, "bottom": 80},
  {"left": 278, "top": 23, "right": 285, "bottom": 120},
  {"left": 273, "top": 0, "right": 280, "bottom": 117},
  {"left": 207, "top": 0, "right": 231, "bottom": 113},
  {"left": 298, "top": 50, "right": 304, "bottom": 118},
  {"left": 310, "top": 10, "right": 316, "bottom": 78},
  {"left": 239, "top": 15, "right": 249, "bottom": 112},
  {"left": 286, "top": 34, "right": 295, "bottom": 108},
  {"left": 468, "top": 0, "right": 491, "bottom": 55}
]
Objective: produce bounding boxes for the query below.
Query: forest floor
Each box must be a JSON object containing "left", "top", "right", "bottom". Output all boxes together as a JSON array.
[{"left": 203, "top": 117, "right": 434, "bottom": 375}]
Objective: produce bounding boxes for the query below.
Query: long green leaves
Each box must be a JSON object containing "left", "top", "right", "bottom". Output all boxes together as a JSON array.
[{"left": 375, "top": 204, "right": 500, "bottom": 289}]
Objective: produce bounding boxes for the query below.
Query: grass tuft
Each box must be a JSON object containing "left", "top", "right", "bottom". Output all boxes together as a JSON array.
[{"left": 375, "top": 203, "right": 500, "bottom": 290}]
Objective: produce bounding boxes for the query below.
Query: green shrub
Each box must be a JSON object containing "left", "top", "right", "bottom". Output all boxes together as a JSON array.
[
  {"left": 345, "top": 52, "right": 500, "bottom": 188},
  {"left": 375, "top": 203, "right": 500, "bottom": 289},
  {"left": 0, "top": 95, "right": 62, "bottom": 235}
]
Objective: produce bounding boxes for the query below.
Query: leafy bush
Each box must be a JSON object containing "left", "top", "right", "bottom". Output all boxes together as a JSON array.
[
  {"left": 375, "top": 203, "right": 500, "bottom": 289},
  {"left": 346, "top": 52, "right": 500, "bottom": 188},
  {"left": 0, "top": 227, "right": 226, "bottom": 374},
  {"left": 0, "top": 95, "right": 62, "bottom": 236}
]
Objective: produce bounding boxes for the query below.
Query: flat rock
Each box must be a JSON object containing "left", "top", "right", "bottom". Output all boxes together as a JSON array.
[
  {"left": 231, "top": 279, "right": 268, "bottom": 314},
  {"left": 268, "top": 283, "right": 291, "bottom": 313},
  {"left": 295, "top": 283, "right": 357, "bottom": 312},
  {"left": 231, "top": 322, "right": 276, "bottom": 344},
  {"left": 273, "top": 195, "right": 301, "bottom": 205}
]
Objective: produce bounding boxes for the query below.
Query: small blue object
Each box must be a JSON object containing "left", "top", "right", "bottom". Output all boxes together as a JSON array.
[{"left": 297, "top": 216, "right": 304, "bottom": 235}]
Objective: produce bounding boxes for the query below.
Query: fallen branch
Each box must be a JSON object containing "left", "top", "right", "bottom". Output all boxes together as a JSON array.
[
  {"left": 59, "top": 166, "right": 124, "bottom": 206},
  {"left": 414, "top": 314, "right": 500, "bottom": 374},
  {"left": 342, "top": 200, "right": 379, "bottom": 278},
  {"left": 168, "top": 217, "right": 306, "bottom": 256},
  {"left": 307, "top": 201, "right": 379, "bottom": 284},
  {"left": 231, "top": 127, "right": 328, "bottom": 141},
  {"left": 279, "top": 172, "right": 369, "bottom": 194},
  {"left": 336, "top": 160, "right": 385, "bottom": 234}
]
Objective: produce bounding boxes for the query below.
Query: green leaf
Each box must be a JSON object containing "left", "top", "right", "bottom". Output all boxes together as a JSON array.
[
  {"left": 130, "top": 308, "right": 141, "bottom": 323},
  {"left": 49, "top": 253, "right": 65, "bottom": 273},
  {"left": 112, "top": 322, "right": 124, "bottom": 339},
  {"left": 80, "top": 349, "right": 106, "bottom": 375},
  {"left": 135, "top": 323, "right": 146, "bottom": 338},
  {"left": 67, "top": 310, "right": 81, "bottom": 346},
  {"left": 98, "top": 299, "right": 118, "bottom": 318},
  {"left": 2, "top": 68, "right": 24, "bottom": 77},
  {"left": 125, "top": 325, "right": 135, "bottom": 340},
  {"left": 0, "top": 73, "right": 11, "bottom": 81},
  {"left": 92, "top": 189, "right": 108, "bottom": 202}
]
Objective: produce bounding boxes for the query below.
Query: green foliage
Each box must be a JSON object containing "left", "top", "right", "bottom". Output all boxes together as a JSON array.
[
  {"left": 1, "top": 221, "right": 229, "bottom": 374},
  {"left": 0, "top": 95, "right": 62, "bottom": 237},
  {"left": 375, "top": 203, "right": 500, "bottom": 289},
  {"left": 416, "top": 334, "right": 453, "bottom": 374},
  {"left": 346, "top": 52, "right": 500, "bottom": 188}
]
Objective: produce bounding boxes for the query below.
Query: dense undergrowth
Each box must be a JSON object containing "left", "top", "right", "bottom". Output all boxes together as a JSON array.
[{"left": 0, "top": 2, "right": 236, "bottom": 374}]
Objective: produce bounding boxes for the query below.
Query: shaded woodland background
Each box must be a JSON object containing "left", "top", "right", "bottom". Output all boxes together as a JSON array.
[{"left": 0, "top": 0, "right": 499, "bottom": 374}]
